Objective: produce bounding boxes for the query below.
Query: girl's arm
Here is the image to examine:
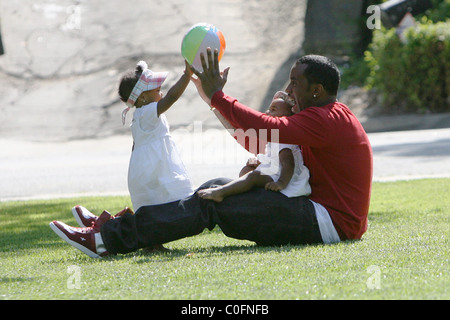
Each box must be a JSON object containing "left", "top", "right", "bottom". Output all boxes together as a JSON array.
[
  {"left": 157, "top": 61, "right": 192, "bottom": 116},
  {"left": 265, "top": 148, "right": 295, "bottom": 192}
]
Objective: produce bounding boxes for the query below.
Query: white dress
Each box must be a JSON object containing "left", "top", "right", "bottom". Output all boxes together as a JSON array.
[
  {"left": 255, "top": 142, "right": 311, "bottom": 198},
  {"left": 128, "top": 102, "right": 194, "bottom": 211}
]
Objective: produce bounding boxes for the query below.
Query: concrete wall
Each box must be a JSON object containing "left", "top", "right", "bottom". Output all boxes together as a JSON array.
[{"left": 302, "top": 0, "right": 373, "bottom": 60}]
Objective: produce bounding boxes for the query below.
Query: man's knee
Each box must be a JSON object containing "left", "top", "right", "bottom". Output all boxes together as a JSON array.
[{"left": 197, "top": 177, "right": 232, "bottom": 190}]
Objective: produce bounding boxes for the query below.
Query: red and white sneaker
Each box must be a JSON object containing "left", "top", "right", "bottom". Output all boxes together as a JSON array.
[
  {"left": 71, "top": 205, "right": 97, "bottom": 228},
  {"left": 50, "top": 211, "right": 111, "bottom": 258},
  {"left": 72, "top": 205, "right": 134, "bottom": 227}
]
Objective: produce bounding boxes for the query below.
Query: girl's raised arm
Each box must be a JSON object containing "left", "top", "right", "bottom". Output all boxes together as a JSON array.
[{"left": 157, "top": 61, "right": 192, "bottom": 116}]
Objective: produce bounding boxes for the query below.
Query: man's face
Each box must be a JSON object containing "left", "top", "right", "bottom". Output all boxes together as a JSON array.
[{"left": 285, "top": 63, "right": 315, "bottom": 113}]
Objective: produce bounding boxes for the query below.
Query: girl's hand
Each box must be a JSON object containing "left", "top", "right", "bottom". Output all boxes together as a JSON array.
[
  {"left": 265, "top": 181, "right": 285, "bottom": 192},
  {"left": 184, "top": 60, "right": 194, "bottom": 77},
  {"left": 246, "top": 156, "right": 260, "bottom": 167}
]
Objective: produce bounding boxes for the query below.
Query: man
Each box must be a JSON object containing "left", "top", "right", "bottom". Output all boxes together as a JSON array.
[{"left": 50, "top": 51, "right": 373, "bottom": 258}]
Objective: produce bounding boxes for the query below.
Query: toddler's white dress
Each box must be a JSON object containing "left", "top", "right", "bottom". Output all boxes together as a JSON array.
[
  {"left": 128, "top": 102, "right": 194, "bottom": 211},
  {"left": 255, "top": 142, "right": 311, "bottom": 198}
]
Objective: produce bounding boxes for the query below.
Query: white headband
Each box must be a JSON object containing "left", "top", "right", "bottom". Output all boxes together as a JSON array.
[{"left": 121, "top": 61, "right": 168, "bottom": 125}]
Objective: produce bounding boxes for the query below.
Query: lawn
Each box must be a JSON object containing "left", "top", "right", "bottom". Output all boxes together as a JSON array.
[{"left": 0, "top": 178, "right": 448, "bottom": 301}]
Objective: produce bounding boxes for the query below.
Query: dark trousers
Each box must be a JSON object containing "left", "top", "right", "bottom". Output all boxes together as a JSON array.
[{"left": 101, "top": 178, "right": 322, "bottom": 254}]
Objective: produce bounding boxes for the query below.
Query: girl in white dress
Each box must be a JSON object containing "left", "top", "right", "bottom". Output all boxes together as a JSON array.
[{"left": 118, "top": 60, "right": 194, "bottom": 212}]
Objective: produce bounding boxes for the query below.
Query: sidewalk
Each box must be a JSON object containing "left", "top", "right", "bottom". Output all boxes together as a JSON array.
[
  {"left": 1, "top": 1, "right": 449, "bottom": 202},
  {"left": 1, "top": 127, "right": 449, "bottom": 202}
]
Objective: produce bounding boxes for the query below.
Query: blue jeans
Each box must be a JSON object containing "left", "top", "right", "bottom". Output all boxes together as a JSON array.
[{"left": 101, "top": 178, "right": 322, "bottom": 254}]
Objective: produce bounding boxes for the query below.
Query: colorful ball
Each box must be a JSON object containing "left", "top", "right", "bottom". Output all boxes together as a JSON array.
[{"left": 181, "top": 23, "right": 226, "bottom": 72}]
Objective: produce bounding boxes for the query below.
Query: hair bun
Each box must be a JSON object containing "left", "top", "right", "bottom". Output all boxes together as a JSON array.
[{"left": 136, "top": 60, "right": 148, "bottom": 71}]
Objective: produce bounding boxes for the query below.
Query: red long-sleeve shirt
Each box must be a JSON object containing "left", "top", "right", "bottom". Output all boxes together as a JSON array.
[{"left": 211, "top": 91, "right": 373, "bottom": 240}]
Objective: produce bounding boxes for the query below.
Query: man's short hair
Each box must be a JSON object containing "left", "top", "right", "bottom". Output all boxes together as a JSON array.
[{"left": 297, "top": 55, "right": 340, "bottom": 96}]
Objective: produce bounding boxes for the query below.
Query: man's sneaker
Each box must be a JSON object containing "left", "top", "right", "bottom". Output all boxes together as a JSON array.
[
  {"left": 72, "top": 205, "right": 97, "bottom": 228},
  {"left": 113, "top": 207, "right": 134, "bottom": 218},
  {"left": 49, "top": 211, "right": 111, "bottom": 258},
  {"left": 72, "top": 205, "right": 134, "bottom": 227}
]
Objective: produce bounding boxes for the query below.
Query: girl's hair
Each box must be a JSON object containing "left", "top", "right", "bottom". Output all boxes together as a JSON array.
[{"left": 118, "top": 64, "right": 145, "bottom": 103}]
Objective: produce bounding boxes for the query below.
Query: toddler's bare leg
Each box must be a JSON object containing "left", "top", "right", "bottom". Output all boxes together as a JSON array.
[
  {"left": 198, "top": 171, "right": 273, "bottom": 202},
  {"left": 239, "top": 165, "right": 256, "bottom": 177}
]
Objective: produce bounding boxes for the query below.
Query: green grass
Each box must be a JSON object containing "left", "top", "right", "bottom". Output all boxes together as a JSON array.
[{"left": 0, "top": 179, "right": 449, "bottom": 300}]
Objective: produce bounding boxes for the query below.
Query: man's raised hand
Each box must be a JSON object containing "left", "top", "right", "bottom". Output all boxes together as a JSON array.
[{"left": 190, "top": 48, "right": 230, "bottom": 101}]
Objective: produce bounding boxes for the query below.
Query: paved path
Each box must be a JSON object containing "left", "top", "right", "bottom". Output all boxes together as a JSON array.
[
  {"left": 1, "top": 1, "right": 449, "bottom": 202},
  {"left": 1, "top": 128, "right": 449, "bottom": 202}
]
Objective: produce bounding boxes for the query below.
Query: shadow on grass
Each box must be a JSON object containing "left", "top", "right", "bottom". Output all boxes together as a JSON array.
[
  {"left": 0, "top": 197, "right": 130, "bottom": 253},
  {"left": 1, "top": 198, "right": 363, "bottom": 261},
  {"left": 0, "top": 276, "right": 39, "bottom": 284},
  {"left": 0, "top": 201, "right": 74, "bottom": 252},
  {"left": 118, "top": 240, "right": 355, "bottom": 264}
]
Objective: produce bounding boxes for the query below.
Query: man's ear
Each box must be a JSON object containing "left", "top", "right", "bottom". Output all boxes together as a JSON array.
[{"left": 311, "top": 83, "right": 326, "bottom": 98}]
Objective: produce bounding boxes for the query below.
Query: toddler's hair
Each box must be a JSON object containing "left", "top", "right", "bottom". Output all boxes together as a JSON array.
[
  {"left": 273, "top": 91, "right": 295, "bottom": 107},
  {"left": 118, "top": 63, "right": 145, "bottom": 103}
]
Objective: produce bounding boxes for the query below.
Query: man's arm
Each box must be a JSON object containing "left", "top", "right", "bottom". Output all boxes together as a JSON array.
[
  {"left": 212, "top": 91, "right": 308, "bottom": 146},
  {"left": 191, "top": 48, "right": 328, "bottom": 148}
]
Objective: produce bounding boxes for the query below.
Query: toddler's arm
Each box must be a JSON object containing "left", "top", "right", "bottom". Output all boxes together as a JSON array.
[
  {"left": 157, "top": 61, "right": 192, "bottom": 116},
  {"left": 265, "top": 148, "right": 295, "bottom": 192},
  {"left": 238, "top": 157, "right": 261, "bottom": 177}
]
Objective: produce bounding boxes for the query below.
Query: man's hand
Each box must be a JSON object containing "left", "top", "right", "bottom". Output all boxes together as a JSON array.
[{"left": 190, "top": 48, "right": 230, "bottom": 101}]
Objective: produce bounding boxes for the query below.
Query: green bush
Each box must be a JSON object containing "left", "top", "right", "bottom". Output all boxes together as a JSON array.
[{"left": 365, "top": 19, "right": 449, "bottom": 114}]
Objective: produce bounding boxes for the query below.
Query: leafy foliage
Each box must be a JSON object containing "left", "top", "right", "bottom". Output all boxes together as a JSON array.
[{"left": 365, "top": 19, "right": 449, "bottom": 113}]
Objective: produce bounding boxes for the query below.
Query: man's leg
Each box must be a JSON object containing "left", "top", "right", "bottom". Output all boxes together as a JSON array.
[
  {"left": 100, "top": 178, "right": 322, "bottom": 254},
  {"left": 100, "top": 178, "right": 231, "bottom": 254},
  {"left": 214, "top": 188, "right": 322, "bottom": 246}
]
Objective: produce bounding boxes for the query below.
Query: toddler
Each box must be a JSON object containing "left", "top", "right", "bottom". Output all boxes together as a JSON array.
[
  {"left": 198, "top": 91, "right": 311, "bottom": 202},
  {"left": 118, "top": 60, "right": 194, "bottom": 211}
]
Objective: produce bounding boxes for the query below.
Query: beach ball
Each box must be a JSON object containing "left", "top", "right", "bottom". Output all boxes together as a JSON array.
[{"left": 181, "top": 23, "right": 226, "bottom": 72}]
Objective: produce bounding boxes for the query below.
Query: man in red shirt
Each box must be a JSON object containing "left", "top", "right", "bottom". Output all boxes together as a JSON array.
[
  {"left": 50, "top": 50, "right": 372, "bottom": 258},
  {"left": 203, "top": 51, "right": 373, "bottom": 241}
]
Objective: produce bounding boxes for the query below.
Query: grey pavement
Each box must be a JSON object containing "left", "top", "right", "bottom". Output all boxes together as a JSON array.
[
  {"left": 1, "top": 1, "right": 449, "bottom": 202},
  {"left": 1, "top": 127, "right": 450, "bottom": 202},
  {"left": 368, "top": 128, "right": 450, "bottom": 181}
]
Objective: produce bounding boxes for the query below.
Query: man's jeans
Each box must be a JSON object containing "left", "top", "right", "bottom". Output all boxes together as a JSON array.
[{"left": 101, "top": 178, "right": 322, "bottom": 254}]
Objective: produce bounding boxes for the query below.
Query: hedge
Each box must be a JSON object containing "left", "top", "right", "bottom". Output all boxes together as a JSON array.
[{"left": 365, "top": 19, "right": 449, "bottom": 114}]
